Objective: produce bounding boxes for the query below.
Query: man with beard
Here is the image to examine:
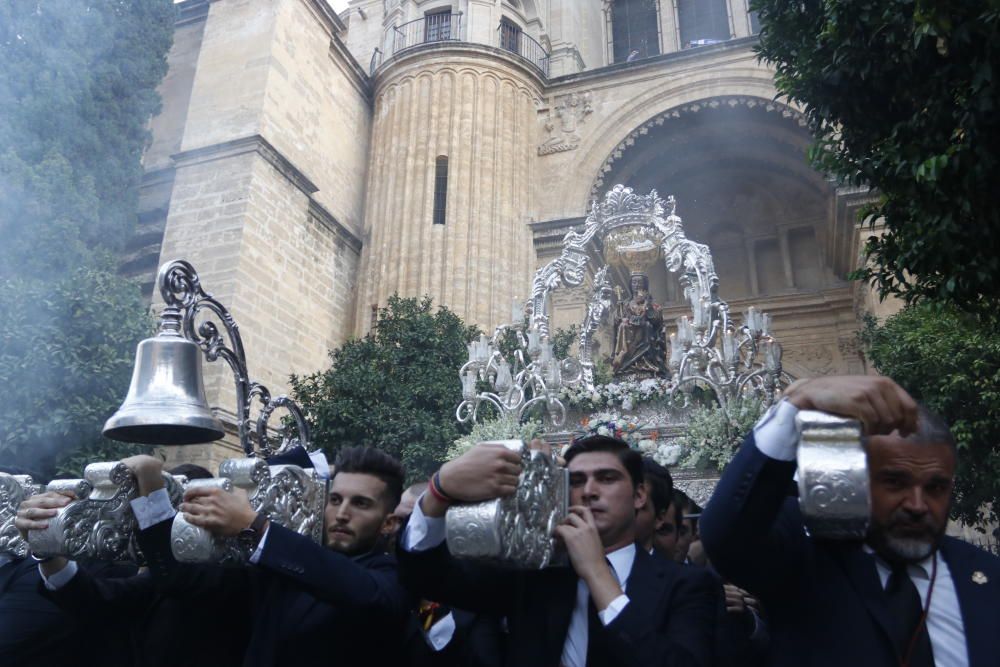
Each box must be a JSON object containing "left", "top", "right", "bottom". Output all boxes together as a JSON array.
[{"left": 700, "top": 375, "right": 1000, "bottom": 667}]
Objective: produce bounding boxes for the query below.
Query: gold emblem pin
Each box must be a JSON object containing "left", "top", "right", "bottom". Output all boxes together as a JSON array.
[{"left": 972, "top": 571, "right": 988, "bottom": 585}]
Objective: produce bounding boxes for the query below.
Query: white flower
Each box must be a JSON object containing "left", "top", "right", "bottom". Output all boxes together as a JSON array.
[
  {"left": 655, "top": 443, "right": 682, "bottom": 466},
  {"left": 638, "top": 439, "right": 655, "bottom": 453},
  {"left": 622, "top": 396, "right": 634, "bottom": 412}
]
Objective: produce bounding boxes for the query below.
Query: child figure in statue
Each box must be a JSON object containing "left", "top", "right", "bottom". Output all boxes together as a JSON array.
[{"left": 611, "top": 272, "right": 669, "bottom": 379}]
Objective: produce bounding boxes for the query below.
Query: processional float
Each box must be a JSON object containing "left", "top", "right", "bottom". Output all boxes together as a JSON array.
[
  {"left": 1, "top": 260, "right": 327, "bottom": 564},
  {"left": 1, "top": 186, "right": 870, "bottom": 571}
]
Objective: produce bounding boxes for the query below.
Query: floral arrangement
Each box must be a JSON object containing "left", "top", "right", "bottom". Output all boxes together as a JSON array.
[
  {"left": 578, "top": 411, "right": 682, "bottom": 467},
  {"left": 560, "top": 377, "right": 677, "bottom": 412},
  {"left": 677, "top": 398, "right": 765, "bottom": 469},
  {"left": 447, "top": 414, "right": 542, "bottom": 461}
]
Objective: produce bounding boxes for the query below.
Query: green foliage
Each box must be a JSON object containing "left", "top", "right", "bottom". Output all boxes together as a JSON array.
[
  {"left": 551, "top": 325, "right": 579, "bottom": 360},
  {"left": 0, "top": 0, "right": 176, "bottom": 281},
  {"left": 678, "top": 398, "right": 765, "bottom": 470},
  {"left": 0, "top": 1, "right": 174, "bottom": 477},
  {"left": 447, "top": 414, "right": 542, "bottom": 461},
  {"left": 860, "top": 304, "right": 1000, "bottom": 527},
  {"left": 752, "top": 0, "right": 1000, "bottom": 312},
  {"left": 291, "top": 296, "right": 478, "bottom": 482},
  {"left": 0, "top": 261, "right": 155, "bottom": 477}
]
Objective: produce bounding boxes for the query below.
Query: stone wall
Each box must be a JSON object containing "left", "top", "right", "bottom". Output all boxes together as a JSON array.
[{"left": 156, "top": 143, "right": 361, "bottom": 471}]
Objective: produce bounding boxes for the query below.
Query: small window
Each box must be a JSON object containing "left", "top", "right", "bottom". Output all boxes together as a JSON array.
[
  {"left": 425, "top": 9, "right": 452, "bottom": 42},
  {"left": 678, "top": 0, "right": 731, "bottom": 48},
  {"left": 499, "top": 17, "right": 521, "bottom": 53},
  {"left": 611, "top": 0, "right": 661, "bottom": 63},
  {"left": 433, "top": 156, "right": 448, "bottom": 225}
]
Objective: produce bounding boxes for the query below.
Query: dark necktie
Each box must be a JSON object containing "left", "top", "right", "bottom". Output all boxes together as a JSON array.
[{"left": 884, "top": 563, "right": 935, "bottom": 667}]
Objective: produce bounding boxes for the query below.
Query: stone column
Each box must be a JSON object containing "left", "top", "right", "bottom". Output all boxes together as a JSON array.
[{"left": 359, "top": 46, "right": 543, "bottom": 333}]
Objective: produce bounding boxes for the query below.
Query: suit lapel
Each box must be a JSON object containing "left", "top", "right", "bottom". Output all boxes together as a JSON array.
[
  {"left": 827, "top": 542, "right": 897, "bottom": 652},
  {"left": 621, "top": 547, "right": 667, "bottom": 638},
  {"left": 941, "top": 539, "right": 996, "bottom": 667}
]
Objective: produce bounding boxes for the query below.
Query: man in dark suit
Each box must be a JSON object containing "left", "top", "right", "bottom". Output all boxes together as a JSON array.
[
  {"left": 398, "top": 435, "right": 717, "bottom": 667},
  {"left": 15, "top": 463, "right": 249, "bottom": 667},
  {"left": 17, "top": 447, "right": 411, "bottom": 667},
  {"left": 700, "top": 375, "right": 1000, "bottom": 667}
]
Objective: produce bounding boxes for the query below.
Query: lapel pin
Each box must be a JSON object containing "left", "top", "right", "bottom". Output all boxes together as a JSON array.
[{"left": 972, "top": 571, "right": 988, "bottom": 585}]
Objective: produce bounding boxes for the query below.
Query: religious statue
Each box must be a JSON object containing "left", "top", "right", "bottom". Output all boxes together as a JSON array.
[{"left": 611, "top": 272, "right": 669, "bottom": 379}]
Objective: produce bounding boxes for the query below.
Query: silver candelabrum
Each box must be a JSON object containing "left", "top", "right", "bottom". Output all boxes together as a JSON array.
[
  {"left": 668, "top": 304, "right": 784, "bottom": 409},
  {"left": 456, "top": 302, "right": 583, "bottom": 428}
]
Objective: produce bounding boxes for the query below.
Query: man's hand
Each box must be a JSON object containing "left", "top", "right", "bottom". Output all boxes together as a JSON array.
[
  {"left": 121, "top": 454, "right": 166, "bottom": 496},
  {"left": 16, "top": 491, "right": 73, "bottom": 538},
  {"left": 16, "top": 492, "right": 73, "bottom": 575},
  {"left": 420, "top": 443, "right": 523, "bottom": 518},
  {"left": 555, "top": 506, "right": 623, "bottom": 612},
  {"left": 179, "top": 486, "right": 256, "bottom": 537},
  {"left": 783, "top": 376, "right": 918, "bottom": 436},
  {"left": 723, "top": 583, "right": 758, "bottom": 614}
]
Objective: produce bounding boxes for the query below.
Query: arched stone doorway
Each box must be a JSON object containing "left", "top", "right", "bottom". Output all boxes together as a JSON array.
[{"left": 539, "top": 95, "right": 868, "bottom": 378}]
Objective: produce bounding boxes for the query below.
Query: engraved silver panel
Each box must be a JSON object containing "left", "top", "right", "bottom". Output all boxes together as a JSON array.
[
  {"left": 0, "top": 474, "right": 42, "bottom": 558},
  {"left": 796, "top": 410, "right": 870, "bottom": 540},
  {"left": 20, "top": 465, "right": 186, "bottom": 562},
  {"left": 446, "top": 440, "right": 568, "bottom": 569},
  {"left": 170, "top": 458, "right": 327, "bottom": 564}
]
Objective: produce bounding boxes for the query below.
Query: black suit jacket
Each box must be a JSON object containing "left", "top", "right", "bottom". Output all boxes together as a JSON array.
[
  {"left": 40, "top": 564, "right": 250, "bottom": 667},
  {"left": 0, "top": 557, "right": 83, "bottom": 665},
  {"left": 397, "top": 539, "right": 717, "bottom": 667},
  {"left": 700, "top": 433, "right": 1000, "bottom": 667},
  {"left": 142, "top": 518, "right": 410, "bottom": 667}
]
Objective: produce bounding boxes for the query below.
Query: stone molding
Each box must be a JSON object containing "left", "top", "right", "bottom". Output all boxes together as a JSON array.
[
  {"left": 374, "top": 41, "right": 548, "bottom": 92},
  {"left": 171, "top": 135, "right": 363, "bottom": 252},
  {"left": 308, "top": 200, "right": 363, "bottom": 254},
  {"left": 172, "top": 134, "right": 319, "bottom": 196}
]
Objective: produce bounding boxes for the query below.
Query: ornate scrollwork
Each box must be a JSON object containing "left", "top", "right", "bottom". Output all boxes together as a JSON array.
[
  {"left": 445, "top": 441, "right": 567, "bottom": 569},
  {"left": 156, "top": 260, "right": 310, "bottom": 458},
  {"left": 9, "top": 464, "right": 189, "bottom": 562},
  {"left": 0, "top": 474, "right": 42, "bottom": 558},
  {"left": 170, "top": 458, "right": 327, "bottom": 564},
  {"left": 796, "top": 410, "right": 870, "bottom": 540}
]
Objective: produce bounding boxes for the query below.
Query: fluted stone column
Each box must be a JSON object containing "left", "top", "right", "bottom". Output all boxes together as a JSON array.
[{"left": 359, "top": 45, "right": 542, "bottom": 332}]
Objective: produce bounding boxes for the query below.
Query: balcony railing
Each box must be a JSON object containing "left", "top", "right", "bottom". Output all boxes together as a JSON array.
[
  {"left": 497, "top": 21, "right": 549, "bottom": 76},
  {"left": 369, "top": 12, "right": 549, "bottom": 77}
]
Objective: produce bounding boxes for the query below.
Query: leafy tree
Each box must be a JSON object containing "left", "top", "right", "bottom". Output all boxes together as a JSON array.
[
  {"left": 0, "top": 262, "right": 155, "bottom": 477},
  {"left": 291, "top": 296, "right": 478, "bottom": 482},
  {"left": 860, "top": 303, "right": 1000, "bottom": 527},
  {"left": 752, "top": 0, "right": 1000, "bottom": 312},
  {"left": 0, "top": 1, "right": 174, "bottom": 477},
  {"left": 0, "top": 0, "right": 176, "bottom": 280}
]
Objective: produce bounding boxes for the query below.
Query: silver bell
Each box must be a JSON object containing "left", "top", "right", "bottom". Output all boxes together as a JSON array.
[{"left": 103, "top": 313, "right": 224, "bottom": 445}]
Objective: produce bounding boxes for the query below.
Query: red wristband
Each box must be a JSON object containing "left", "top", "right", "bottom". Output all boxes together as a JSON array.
[{"left": 427, "top": 475, "right": 450, "bottom": 504}]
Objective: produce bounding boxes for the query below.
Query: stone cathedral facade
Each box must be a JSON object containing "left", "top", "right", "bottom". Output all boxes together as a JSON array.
[{"left": 133, "top": 0, "right": 893, "bottom": 467}]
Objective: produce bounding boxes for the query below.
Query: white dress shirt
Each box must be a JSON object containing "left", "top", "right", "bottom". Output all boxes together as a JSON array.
[
  {"left": 402, "top": 496, "right": 633, "bottom": 667},
  {"left": 752, "top": 399, "right": 969, "bottom": 667}
]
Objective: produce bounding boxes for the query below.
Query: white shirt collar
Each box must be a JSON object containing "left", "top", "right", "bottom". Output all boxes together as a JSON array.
[
  {"left": 862, "top": 543, "right": 936, "bottom": 580},
  {"left": 606, "top": 542, "right": 637, "bottom": 589}
]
